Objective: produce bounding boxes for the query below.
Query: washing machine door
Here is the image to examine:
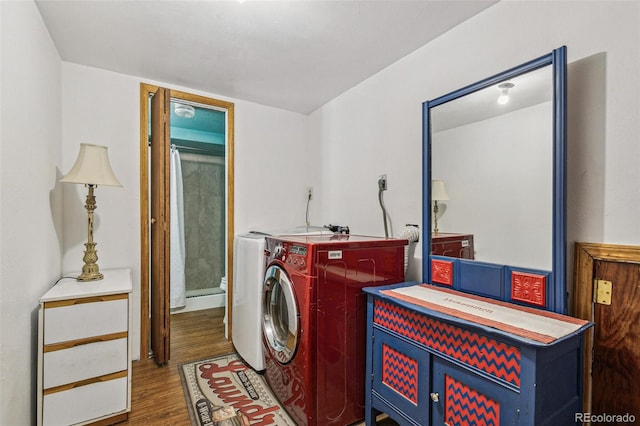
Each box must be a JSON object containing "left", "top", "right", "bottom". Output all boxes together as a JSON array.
[{"left": 262, "top": 265, "right": 298, "bottom": 364}]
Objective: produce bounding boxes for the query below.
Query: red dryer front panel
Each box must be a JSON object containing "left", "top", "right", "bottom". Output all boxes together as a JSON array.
[{"left": 262, "top": 235, "right": 407, "bottom": 426}]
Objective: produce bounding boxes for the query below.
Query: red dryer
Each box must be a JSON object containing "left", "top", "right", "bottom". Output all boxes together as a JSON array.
[{"left": 261, "top": 234, "right": 407, "bottom": 426}]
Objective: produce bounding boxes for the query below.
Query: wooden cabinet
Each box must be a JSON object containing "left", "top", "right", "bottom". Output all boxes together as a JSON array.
[
  {"left": 37, "top": 268, "right": 132, "bottom": 426},
  {"left": 364, "top": 283, "right": 592, "bottom": 426},
  {"left": 431, "top": 233, "right": 474, "bottom": 259}
]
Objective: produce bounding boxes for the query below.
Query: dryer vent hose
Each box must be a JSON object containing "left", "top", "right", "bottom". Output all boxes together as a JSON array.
[
  {"left": 398, "top": 225, "right": 420, "bottom": 277},
  {"left": 398, "top": 225, "right": 420, "bottom": 243}
]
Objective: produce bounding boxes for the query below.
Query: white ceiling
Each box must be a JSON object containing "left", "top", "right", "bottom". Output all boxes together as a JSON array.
[{"left": 36, "top": 0, "right": 497, "bottom": 114}]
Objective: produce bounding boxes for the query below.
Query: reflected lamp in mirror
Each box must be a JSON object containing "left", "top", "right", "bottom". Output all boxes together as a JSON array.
[
  {"left": 60, "top": 143, "right": 122, "bottom": 281},
  {"left": 432, "top": 180, "right": 449, "bottom": 233}
]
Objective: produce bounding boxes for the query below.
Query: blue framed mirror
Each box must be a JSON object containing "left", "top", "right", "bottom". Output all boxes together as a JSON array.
[{"left": 422, "top": 46, "right": 567, "bottom": 313}]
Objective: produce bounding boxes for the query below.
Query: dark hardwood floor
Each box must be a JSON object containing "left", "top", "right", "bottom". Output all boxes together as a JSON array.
[
  {"left": 123, "top": 307, "right": 396, "bottom": 426},
  {"left": 124, "top": 307, "right": 233, "bottom": 425}
]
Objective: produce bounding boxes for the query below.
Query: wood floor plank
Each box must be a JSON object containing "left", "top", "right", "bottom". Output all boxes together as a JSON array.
[
  {"left": 123, "top": 307, "right": 396, "bottom": 425},
  {"left": 124, "top": 307, "right": 233, "bottom": 425}
]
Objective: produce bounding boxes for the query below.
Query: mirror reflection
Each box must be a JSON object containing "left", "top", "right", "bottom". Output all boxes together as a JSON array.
[{"left": 430, "top": 65, "right": 553, "bottom": 270}]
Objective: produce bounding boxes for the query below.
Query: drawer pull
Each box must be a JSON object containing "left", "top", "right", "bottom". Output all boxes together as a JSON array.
[
  {"left": 430, "top": 392, "right": 440, "bottom": 403},
  {"left": 44, "top": 293, "right": 127, "bottom": 308},
  {"left": 43, "top": 331, "right": 127, "bottom": 352},
  {"left": 43, "top": 370, "right": 127, "bottom": 395}
]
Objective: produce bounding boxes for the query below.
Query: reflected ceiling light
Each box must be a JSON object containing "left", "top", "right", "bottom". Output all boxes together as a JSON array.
[
  {"left": 174, "top": 103, "right": 196, "bottom": 118},
  {"left": 497, "top": 82, "right": 515, "bottom": 105}
]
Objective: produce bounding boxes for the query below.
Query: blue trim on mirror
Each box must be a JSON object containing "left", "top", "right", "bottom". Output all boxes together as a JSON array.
[
  {"left": 422, "top": 46, "right": 567, "bottom": 314},
  {"left": 553, "top": 46, "right": 568, "bottom": 313}
]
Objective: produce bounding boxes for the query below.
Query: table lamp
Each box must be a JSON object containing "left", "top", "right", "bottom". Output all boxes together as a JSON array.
[
  {"left": 61, "top": 143, "right": 122, "bottom": 281},
  {"left": 432, "top": 179, "right": 449, "bottom": 233}
]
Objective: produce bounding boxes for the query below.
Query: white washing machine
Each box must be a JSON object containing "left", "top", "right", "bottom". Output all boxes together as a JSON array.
[{"left": 232, "top": 226, "right": 333, "bottom": 371}]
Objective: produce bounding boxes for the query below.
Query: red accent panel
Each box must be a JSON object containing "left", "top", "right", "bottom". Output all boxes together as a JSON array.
[
  {"left": 381, "top": 344, "right": 418, "bottom": 405},
  {"left": 511, "top": 271, "right": 546, "bottom": 307},
  {"left": 445, "top": 375, "right": 500, "bottom": 425},
  {"left": 432, "top": 259, "right": 453, "bottom": 286}
]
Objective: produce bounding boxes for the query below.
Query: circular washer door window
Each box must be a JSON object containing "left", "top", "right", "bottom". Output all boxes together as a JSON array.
[{"left": 262, "top": 265, "right": 299, "bottom": 364}]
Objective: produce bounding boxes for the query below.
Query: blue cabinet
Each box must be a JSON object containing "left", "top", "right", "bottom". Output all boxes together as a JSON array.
[{"left": 364, "top": 283, "right": 592, "bottom": 426}]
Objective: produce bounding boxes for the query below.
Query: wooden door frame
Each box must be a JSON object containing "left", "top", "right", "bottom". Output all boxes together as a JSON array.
[
  {"left": 572, "top": 242, "right": 640, "bottom": 412},
  {"left": 139, "top": 83, "right": 235, "bottom": 359}
]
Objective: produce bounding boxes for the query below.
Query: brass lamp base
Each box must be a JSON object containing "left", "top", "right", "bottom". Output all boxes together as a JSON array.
[
  {"left": 77, "top": 241, "right": 104, "bottom": 281},
  {"left": 76, "top": 186, "right": 104, "bottom": 282},
  {"left": 77, "top": 269, "right": 104, "bottom": 281}
]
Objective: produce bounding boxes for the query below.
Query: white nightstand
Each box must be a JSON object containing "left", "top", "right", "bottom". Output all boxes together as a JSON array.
[{"left": 37, "top": 268, "right": 132, "bottom": 426}]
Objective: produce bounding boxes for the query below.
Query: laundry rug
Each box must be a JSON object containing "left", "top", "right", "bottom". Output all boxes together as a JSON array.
[{"left": 179, "top": 352, "right": 296, "bottom": 426}]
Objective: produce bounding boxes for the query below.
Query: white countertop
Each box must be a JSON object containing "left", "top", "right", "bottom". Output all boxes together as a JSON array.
[{"left": 40, "top": 268, "right": 132, "bottom": 302}]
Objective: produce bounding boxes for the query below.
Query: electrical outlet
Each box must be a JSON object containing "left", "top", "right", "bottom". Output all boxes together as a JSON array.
[
  {"left": 307, "top": 187, "right": 313, "bottom": 200},
  {"left": 378, "top": 174, "right": 387, "bottom": 191}
]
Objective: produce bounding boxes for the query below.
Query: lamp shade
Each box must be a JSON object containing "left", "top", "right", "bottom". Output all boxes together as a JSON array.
[
  {"left": 61, "top": 143, "right": 122, "bottom": 187},
  {"left": 432, "top": 180, "right": 449, "bottom": 201}
]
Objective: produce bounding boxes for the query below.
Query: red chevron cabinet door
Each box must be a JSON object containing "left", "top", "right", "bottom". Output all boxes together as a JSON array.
[
  {"left": 431, "top": 358, "right": 519, "bottom": 426},
  {"left": 371, "top": 329, "right": 432, "bottom": 425}
]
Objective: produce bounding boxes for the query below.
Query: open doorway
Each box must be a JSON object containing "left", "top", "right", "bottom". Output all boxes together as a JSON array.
[
  {"left": 139, "top": 83, "right": 235, "bottom": 362},
  {"left": 168, "top": 101, "right": 227, "bottom": 312}
]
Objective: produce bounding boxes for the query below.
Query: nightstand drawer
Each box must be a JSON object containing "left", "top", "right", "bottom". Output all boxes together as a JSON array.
[
  {"left": 43, "top": 337, "right": 127, "bottom": 389},
  {"left": 44, "top": 296, "right": 128, "bottom": 344},
  {"left": 43, "top": 375, "right": 127, "bottom": 425}
]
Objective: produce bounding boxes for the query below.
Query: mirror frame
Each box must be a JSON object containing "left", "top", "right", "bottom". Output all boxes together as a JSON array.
[{"left": 422, "top": 46, "right": 567, "bottom": 313}]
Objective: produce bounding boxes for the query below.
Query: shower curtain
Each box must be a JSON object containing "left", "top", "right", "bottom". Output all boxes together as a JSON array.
[{"left": 170, "top": 146, "right": 186, "bottom": 309}]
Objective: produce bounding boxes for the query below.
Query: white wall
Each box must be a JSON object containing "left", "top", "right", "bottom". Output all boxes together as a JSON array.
[
  {"left": 234, "top": 100, "right": 322, "bottom": 232},
  {"left": 433, "top": 102, "right": 553, "bottom": 270},
  {"left": 312, "top": 1, "right": 640, "bottom": 287},
  {"left": 0, "top": 2, "right": 63, "bottom": 424},
  {"left": 60, "top": 63, "right": 315, "bottom": 361}
]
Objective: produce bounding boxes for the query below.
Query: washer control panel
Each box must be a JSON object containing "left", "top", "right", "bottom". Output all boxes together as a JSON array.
[
  {"left": 269, "top": 240, "right": 310, "bottom": 273},
  {"left": 286, "top": 244, "right": 308, "bottom": 270}
]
